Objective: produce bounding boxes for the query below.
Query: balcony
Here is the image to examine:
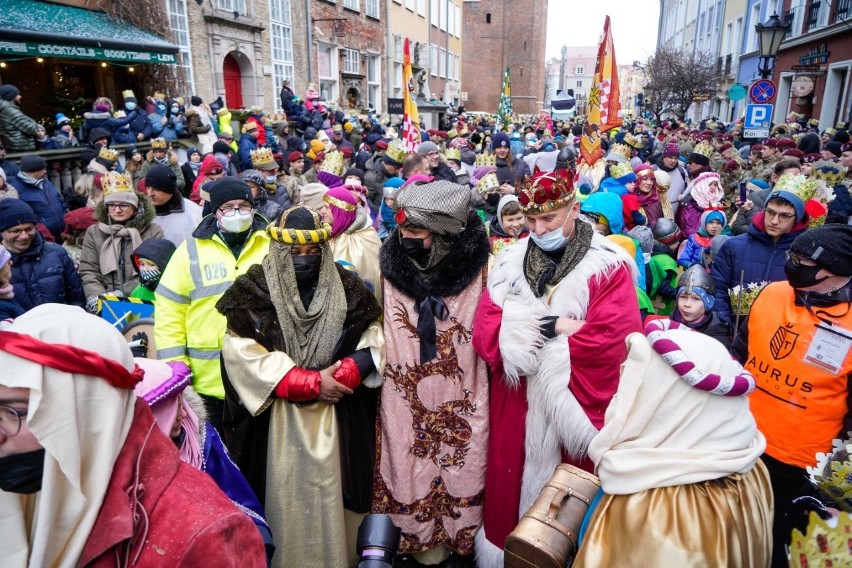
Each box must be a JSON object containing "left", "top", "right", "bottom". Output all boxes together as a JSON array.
[
  {"left": 805, "top": 1, "right": 824, "bottom": 32},
  {"left": 783, "top": 9, "right": 796, "bottom": 36},
  {"left": 831, "top": 0, "right": 850, "bottom": 22},
  {"left": 724, "top": 54, "right": 732, "bottom": 76}
]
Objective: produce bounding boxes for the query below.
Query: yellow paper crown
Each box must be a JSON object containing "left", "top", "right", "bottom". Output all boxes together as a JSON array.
[
  {"left": 447, "top": 128, "right": 458, "bottom": 139},
  {"left": 728, "top": 281, "right": 769, "bottom": 316},
  {"left": 623, "top": 133, "right": 641, "bottom": 148},
  {"left": 774, "top": 172, "right": 818, "bottom": 203},
  {"left": 476, "top": 173, "right": 500, "bottom": 194},
  {"left": 692, "top": 140, "right": 715, "bottom": 159},
  {"left": 152, "top": 90, "right": 166, "bottom": 101},
  {"left": 112, "top": 110, "right": 126, "bottom": 119},
  {"left": 319, "top": 150, "right": 345, "bottom": 177},
  {"left": 385, "top": 139, "right": 407, "bottom": 164},
  {"left": 609, "top": 161, "right": 634, "bottom": 180},
  {"left": 807, "top": 436, "right": 852, "bottom": 512},
  {"left": 475, "top": 152, "right": 496, "bottom": 167},
  {"left": 607, "top": 142, "right": 632, "bottom": 161},
  {"left": 790, "top": 511, "right": 852, "bottom": 565},
  {"left": 150, "top": 137, "right": 167, "bottom": 149},
  {"left": 444, "top": 148, "right": 461, "bottom": 162},
  {"left": 98, "top": 147, "right": 119, "bottom": 162},
  {"left": 811, "top": 161, "right": 849, "bottom": 188},
  {"left": 122, "top": 89, "right": 135, "bottom": 100},
  {"left": 101, "top": 171, "right": 133, "bottom": 195},
  {"left": 250, "top": 147, "right": 276, "bottom": 169}
]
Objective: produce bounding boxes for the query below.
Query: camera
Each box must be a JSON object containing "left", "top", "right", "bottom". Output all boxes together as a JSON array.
[{"left": 356, "top": 514, "right": 401, "bottom": 567}]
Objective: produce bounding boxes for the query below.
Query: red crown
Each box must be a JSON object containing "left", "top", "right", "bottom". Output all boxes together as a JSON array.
[{"left": 518, "top": 168, "right": 576, "bottom": 215}]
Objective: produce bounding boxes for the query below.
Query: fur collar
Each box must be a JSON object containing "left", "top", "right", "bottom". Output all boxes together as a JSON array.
[
  {"left": 380, "top": 210, "right": 489, "bottom": 299},
  {"left": 94, "top": 192, "right": 157, "bottom": 230}
]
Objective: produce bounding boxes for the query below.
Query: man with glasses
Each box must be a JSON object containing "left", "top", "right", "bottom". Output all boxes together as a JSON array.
[
  {"left": 155, "top": 178, "right": 270, "bottom": 432},
  {"left": 8, "top": 155, "right": 67, "bottom": 241},
  {"left": 416, "top": 140, "right": 457, "bottom": 182},
  {"left": 731, "top": 224, "right": 852, "bottom": 568},
  {"left": 711, "top": 172, "right": 810, "bottom": 325}
]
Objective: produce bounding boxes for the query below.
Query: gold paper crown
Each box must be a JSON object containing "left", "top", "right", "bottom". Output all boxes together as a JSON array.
[
  {"left": 790, "top": 511, "right": 852, "bottom": 566},
  {"left": 609, "top": 161, "right": 635, "bottom": 180},
  {"left": 122, "top": 89, "right": 135, "bottom": 100},
  {"left": 444, "top": 148, "right": 461, "bottom": 162},
  {"left": 385, "top": 139, "right": 407, "bottom": 164},
  {"left": 150, "top": 137, "right": 167, "bottom": 149},
  {"left": 518, "top": 169, "right": 576, "bottom": 215},
  {"left": 319, "top": 150, "right": 345, "bottom": 177},
  {"left": 607, "top": 142, "right": 632, "bottom": 161},
  {"left": 385, "top": 127, "right": 398, "bottom": 140},
  {"left": 836, "top": 121, "right": 847, "bottom": 130},
  {"left": 101, "top": 171, "right": 133, "bottom": 195},
  {"left": 475, "top": 152, "right": 496, "bottom": 167},
  {"left": 447, "top": 129, "right": 458, "bottom": 139},
  {"left": 476, "top": 173, "right": 500, "bottom": 194},
  {"left": 152, "top": 90, "right": 166, "bottom": 101},
  {"left": 774, "top": 172, "right": 819, "bottom": 203},
  {"left": 251, "top": 147, "right": 276, "bottom": 169},
  {"left": 623, "top": 133, "right": 641, "bottom": 148},
  {"left": 728, "top": 281, "right": 769, "bottom": 316},
  {"left": 98, "top": 147, "right": 119, "bottom": 162},
  {"left": 811, "top": 161, "right": 849, "bottom": 188},
  {"left": 113, "top": 110, "right": 126, "bottom": 119},
  {"left": 692, "top": 140, "right": 715, "bottom": 159},
  {"left": 807, "top": 435, "right": 852, "bottom": 512}
]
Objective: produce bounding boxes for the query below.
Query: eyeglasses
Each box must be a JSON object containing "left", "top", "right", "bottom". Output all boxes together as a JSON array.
[
  {"left": 764, "top": 207, "right": 795, "bottom": 222},
  {"left": 107, "top": 203, "right": 134, "bottom": 210},
  {"left": 219, "top": 205, "right": 253, "bottom": 215},
  {"left": 0, "top": 405, "right": 26, "bottom": 437}
]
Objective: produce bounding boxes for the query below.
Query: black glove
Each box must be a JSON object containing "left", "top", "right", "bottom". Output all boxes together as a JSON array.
[
  {"left": 539, "top": 316, "right": 558, "bottom": 340},
  {"left": 129, "top": 331, "right": 149, "bottom": 358}
]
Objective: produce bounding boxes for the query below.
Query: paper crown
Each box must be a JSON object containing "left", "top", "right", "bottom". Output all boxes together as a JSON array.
[
  {"left": 447, "top": 128, "right": 458, "bottom": 139},
  {"left": 728, "top": 281, "right": 769, "bottom": 316},
  {"left": 774, "top": 172, "right": 819, "bottom": 203},
  {"left": 384, "top": 139, "right": 407, "bottom": 165},
  {"left": 444, "top": 147, "right": 461, "bottom": 162},
  {"left": 101, "top": 171, "right": 134, "bottom": 195},
  {"left": 475, "top": 152, "right": 496, "bottom": 167},
  {"left": 609, "top": 161, "right": 635, "bottom": 180},
  {"left": 251, "top": 147, "right": 276, "bottom": 169},
  {"left": 790, "top": 511, "right": 852, "bottom": 566},
  {"left": 607, "top": 142, "right": 632, "bottom": 161},
  {"left": 113, "top": 110, "right": 126, "bottom": 119},
  {"left": 837, "top": 121, "right": 848, "bottom": 130},
  {"left": 319, "top": 150, "right": 345, "bottom": 177},
  {"left": 98, "top": 146, "right": 119, "bottom": 163},
  {"left": 152, "top": 90, "right": 166, "bottom": 101},
  {"left": 122, "top": 89, "right": 135, "bottom": 100},
  {"left": 622, "top": 133, "right": 641, "bottom": 148},
  {"left": 476, "top": 173, "right": 500, "bottom": 194},
  {"left": 811, "top": 161, "right": 849, "bottom": 188},
  {"left": 518, "top": 169, "right": 576, "bottom": 215},
  {"left": 692, "top": 140, "right": 715, "bottom": 159},
  {"left": 150, "top": 137, "right": 167, "bottom": 149}
]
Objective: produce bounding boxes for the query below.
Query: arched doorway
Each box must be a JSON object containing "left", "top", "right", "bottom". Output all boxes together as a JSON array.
[{"left": 223, "top": 54, "right": 243, "bottom": 108}]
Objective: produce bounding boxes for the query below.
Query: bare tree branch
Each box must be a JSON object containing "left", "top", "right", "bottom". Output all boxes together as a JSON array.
[{"left": 643, "top": 46, "right": 721, "bottom": 122}]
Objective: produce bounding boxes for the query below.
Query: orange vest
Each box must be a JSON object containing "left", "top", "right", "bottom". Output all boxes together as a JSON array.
[{"left": 747, "top": 281, "right": 852, "bottom": 468}]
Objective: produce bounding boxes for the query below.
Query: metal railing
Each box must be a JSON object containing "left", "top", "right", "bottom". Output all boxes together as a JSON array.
[
  {"left": 832, "top": 0, "right": 850, "bottom": 22},
  {"left": 806, "top": 1, "right": 823, "bottom": 31}
]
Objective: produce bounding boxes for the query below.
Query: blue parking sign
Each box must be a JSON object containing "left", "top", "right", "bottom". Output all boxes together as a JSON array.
[{"left": 744, "top": 104, "right": 773, "bottom": 129}]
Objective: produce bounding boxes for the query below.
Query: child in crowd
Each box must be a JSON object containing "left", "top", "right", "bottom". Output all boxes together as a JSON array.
[
  {"left": 130, "top": 238, "right": 177, "bottom": 302},
  {"left": 602, "top": 161, "right": 647, "bottom": 230},
  {"left": 648, "top": 218, "right": 683, "bottom": 316},
  {"left": 488, "top": 195, "right": 529, "bottom": 256},
  {"left": 677, "top": 171, "right": 726, "bottom": 237},
  {"left": 671, "top": 265, "right": 732, "bottom": 349},
  {"left": 34, "top": 124, "right": 59, "bottom": 151},
  {"left": 678, "top": 209, "right": 726, "bottom": 268},
  {"left": 377, "top": 177, "right": 404, "bottom": 240}
]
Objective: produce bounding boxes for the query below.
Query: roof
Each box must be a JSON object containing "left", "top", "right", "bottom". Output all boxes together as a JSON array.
[{"left": 0, "top": 0, "right": 178, "bottom": 55}]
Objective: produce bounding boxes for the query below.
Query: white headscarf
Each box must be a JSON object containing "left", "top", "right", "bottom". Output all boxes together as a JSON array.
[{"left": 0, "top": 304, "right": 137, "bottom": 568}]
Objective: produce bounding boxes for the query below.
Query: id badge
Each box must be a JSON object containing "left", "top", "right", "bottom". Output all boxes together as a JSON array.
[{"left": 804, "top": 322, "right": 852, "bottom": 375}]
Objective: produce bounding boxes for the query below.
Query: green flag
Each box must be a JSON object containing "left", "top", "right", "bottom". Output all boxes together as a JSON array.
[{"left": 497, "top": 67, "right": 512, "bottom": 130}]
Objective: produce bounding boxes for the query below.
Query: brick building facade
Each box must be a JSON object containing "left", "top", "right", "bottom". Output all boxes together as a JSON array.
[{"left": 460, "top": 0, "right": 548, "bottom": 114}]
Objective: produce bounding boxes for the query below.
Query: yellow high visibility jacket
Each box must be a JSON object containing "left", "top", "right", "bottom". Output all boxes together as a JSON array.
[{"left": 154, "top": 215, "right": 270, "bottom": 399}]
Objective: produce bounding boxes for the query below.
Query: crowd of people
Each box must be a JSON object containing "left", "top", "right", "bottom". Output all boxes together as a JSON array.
[{"left": 1, "top": 78, "right": 851, "bottom": 568}]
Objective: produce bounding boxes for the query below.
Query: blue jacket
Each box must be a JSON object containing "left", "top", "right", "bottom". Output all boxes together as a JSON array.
[
  {"left": 678, "top": 233, "right": 711, "bottom": 269},
  {"left": 10, "top": 233, "right": 85, "bottom": 310},
  {"left": 0, "top": 297, "right": 25, "bottom": 320},
  {"left": 9, "top": 174, "right": 68, "bottom": 240},
  {"left": 148, "top": 108, "right": 185, "bottom": 142},
  {"left": 83, "top": 110, "right": 137, "bottom": 142},
  {"left": 238, "top": 133, "right": 258, "bottom": 171},
  {"left": 710, "top": 219, "right": 805, "bottom": 324}
]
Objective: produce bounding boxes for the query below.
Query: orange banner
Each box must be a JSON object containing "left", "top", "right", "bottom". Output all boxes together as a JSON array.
[{"left": 580, "top": 16, "right": 622, "bottom": 166}]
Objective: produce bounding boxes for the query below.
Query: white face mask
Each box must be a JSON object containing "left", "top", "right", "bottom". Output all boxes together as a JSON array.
[
  {"left": 219, "top": 210, "right": 253, "bottom": 233},
  {"left": 530, "top": 214, "right": 571, "bottom": 251}
]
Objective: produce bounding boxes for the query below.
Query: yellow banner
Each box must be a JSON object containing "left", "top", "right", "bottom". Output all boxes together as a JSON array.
[
  {"left": 402, "top": 38, "right": 421, "bottom": 151},
  {"left": 580, "top": 16, "right": 622, "bottom": 166}
]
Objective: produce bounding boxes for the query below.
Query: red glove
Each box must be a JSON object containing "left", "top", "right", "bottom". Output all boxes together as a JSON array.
[
  {"left": 274, "top": 367, "right": 321, "bottom": 401},
  {"left": 332, "top": 357, "right": 362, "bottom": 390}
]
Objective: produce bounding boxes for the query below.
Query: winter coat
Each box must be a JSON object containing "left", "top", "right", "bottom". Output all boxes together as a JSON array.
[
  {"left": 186, "top": 106, "right": 218, "bottom": 154},
  {"left": 35, "top": 137, "right": 59, "bottom": 151},
  {"left": 494, "top": 157, "right": 530, "bottom": 188},
  {"left": 653, "top": 159, "right": 689, "bottom": 213},
  {"left": 9, "top": 232, "right": 85, "bottom": 310},
  {"left": 0, "top": 296, "right": 24, "bottom": 320},
  {"left": 153, "top": 194, "right": 203, "bottom": 247},
  {"left": 677, "top": 231, "right": 712, "bottom": 268},
  {"left": 82, "top": 109, "right": 136, "bottom": 143},
  {"left": 79, "top": 196, "right": 165, "bottom": 298},
  {"left": 148, "top": 108, "right": 185, "bottom": 142},
  {"left": 710, "top": 212, "right": 807, "bottom": 324},
  {"left": 79, "top": 401, "right": 267, "bottom": 567},
  {"left": 52, "top": 130, "right": 79, "bottom": 148},
  {"left": 238, "top": 133, "right": 258, "bottom": 171},
  {"left": 126, "top": 106, "right": 152, "bottom": 140},
  {"left": 430, "top": 161, "right": 458, "bottom": 183},
  {"left": 181, "top": 161, "right": 200, "bottom": 190},
  {"left": 0, "top": 98, "right": 39, "bottom": 152},
  {"left": 9, "top": 173, "right": 67, "bottom": 240},
  {"left": 364, "top": 155, "right": 394, "bottom": 214}
]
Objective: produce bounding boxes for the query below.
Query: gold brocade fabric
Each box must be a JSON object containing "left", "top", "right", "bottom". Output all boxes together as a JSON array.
[
  {"left": 330, "top": 226, "right": 383, "bottom": 298},
  {"left": 574, "top": 461, "right": 774, "bottom": 568}
]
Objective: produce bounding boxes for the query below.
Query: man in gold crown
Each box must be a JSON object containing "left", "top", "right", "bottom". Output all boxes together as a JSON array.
[
  {"left": 250, "top": 147, "right": 291, "bottom": 210},
  {"left": 140, "top": 137, "right": 186, "bottom": 195},
  {"left": 471, "top": 169, "right": 642, "bottom": 565}
]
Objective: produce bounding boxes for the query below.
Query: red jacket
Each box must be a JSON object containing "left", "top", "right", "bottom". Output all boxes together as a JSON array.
[{"left": 79, "top": 400, "right": 266, "bottom": 567}]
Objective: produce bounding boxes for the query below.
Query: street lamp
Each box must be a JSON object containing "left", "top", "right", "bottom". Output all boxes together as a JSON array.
[{"left": 755, "top": 13, "right": 790, "bottom": 79}]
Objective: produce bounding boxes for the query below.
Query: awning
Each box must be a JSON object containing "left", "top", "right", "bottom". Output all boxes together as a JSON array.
[{"left": 0, "top": 0, "right": 179, "bottom": 65}]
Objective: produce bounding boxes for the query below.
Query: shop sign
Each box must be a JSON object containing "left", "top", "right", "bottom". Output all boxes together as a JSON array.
[
  {"left": 799, "top": 44, "right": 830, "bottom": 66},
  {"left": 0, "top": 40, "right": 176, "bottom": 64}
]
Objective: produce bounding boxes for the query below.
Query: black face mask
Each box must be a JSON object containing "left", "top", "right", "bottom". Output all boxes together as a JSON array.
[
  {"left": 401, "top": 237, "right": 430, "bottom": 264},
  {"left": 486, "top": 193, "right": 501, "bottom": 206},
  {"left": 0, "top": 448, "right": 45, "bottom": 494},
  {"left": 784, "top": 258, "right": 829, "bottom": 290},
  {"left": 292, "top": 255, "right": 321, "bottom": 286}
]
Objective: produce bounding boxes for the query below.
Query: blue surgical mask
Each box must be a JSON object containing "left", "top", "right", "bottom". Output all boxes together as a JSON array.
[
  {"left": 171, "top": 106, "right": 180, "bottom": 114},
  {"left": 530, "top": 216, "right": 570, "bottom": 251},
  {"left": 265, "top": 175, "right": 277, "bottom": 184},
  {"left": 125, "top": 101, "right": 137, "bottom": 111}
]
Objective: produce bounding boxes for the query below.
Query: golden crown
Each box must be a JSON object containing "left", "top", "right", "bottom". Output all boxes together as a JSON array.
[
  {"left": 807, "top": 436, "right": 852, "bottom": 512},
  {"left": 518, "top": 169, "right": 576, "bottom": 215},
  {"left": 98, "top": 146, "right": 119, "bottom": 162},
  {"left": 319, "top": 150, "right": 345, "bottom": 177},
  {"left": 385, "top": 139, "right": 407, "bottom": 164},
  {"left": 475, "top": 152, "right": 496, "bottom": 167},
  {"left": 152, "top": 90, "right": 166, "bottom": 101},
  {"left": 476, "top": 173, "right": 500, "bottom": 194},
  {"left": 444, "top": 148, "right": 461, "bottom": 162},
  {"left": 251, "top": 147, "right": 276, "bottom": 168},
  {"left": 811, "top": 161, "right": 849, "bottom": 187},
  {"left": 113, "top": 110, "right": 126, "bottom": 119},
  {"left": 692, "top": 140, "right": 715, "bottom": 159},
  {"left": 728, "top": 281, "right": 769, "bottom": 316},
  {"left": 790, "top": 511, "right": 852, "bottom": 566},
  {"left": 607, "top": 142, "right": 632, "bottom": 161},
  {"left": 101, "top": 171, "right": 133, "bottom": 195},
  {"left": 122, "top": 89, "right": 135, "bottom": 100},
  {"left": 447, "top": 129, "right": 458, "bottom": 139},
  {"left": 609, "top": 161, "right": 635, "bottom": 180},
  {"left": 150, "top": 137, "right": 167, "bottom": 149},
  {"left": 774, "top": 172, "right": 818, "bottom": 203},
  {"left": 622, "top": 133, "right": 641, "bottom": 148}
]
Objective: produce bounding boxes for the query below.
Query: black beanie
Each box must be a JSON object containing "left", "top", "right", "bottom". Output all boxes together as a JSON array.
[
  {"left": 191, "top": 95, "right": 203, "bottom": 106},
  {"left": 0, "top": 84, "right": 20, "bottom": 101},
  {"left": 824, "top": 141, "right": 843, "bottom": 158},
  {"left": 145, "top": 164, "right": 178, "bottom": 194},
  {"left": 132, "top": 238, "right": 177, "bottom": 271},
  {"left": 688, "top": 152, "right": 711, "bottom": 167},
  {"left": 19, "top": 154, "right": 46, "bottom": 172},
  {"left": 790, "top": 225, "right": 852, "bottom": 277},
  {"left": 213, "top": 141, "right": 232, "bottom": 155},
  {"left": 208, "top": 178, "right": 255, "bottom": 212},
  {"left": 343, "top": 167, "right": 365, "bottom": 186},
  {"left": 0, "top": 199, "right": 37, "bottom": 232}
]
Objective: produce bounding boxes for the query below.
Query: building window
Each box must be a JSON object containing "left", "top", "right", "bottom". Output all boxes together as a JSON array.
[
  {"left": 748, "top": 2, "right": 761, "bottom": 51},
  {"left": 167, "top": 0, "right": 194, "bottom": 93},
  {"left": 318, "top": 44, "right": 338, "bottom": 104},
  {"left": 269, "top": 0, "right": 294, "bottom": 108},
  {"left": 576, "top": 80, "right": 583, "bottom": 88},
  {"left": 429, "top": 44, "right": 438, "bottom": 76},
  {"left": 342, "top": 48, "right": 360, "bottom": 74},
  {"left": 366, "top": 0, "right": 379, "bottom": 17},
  {"left": 431, "top": 0, "right": 439, "bottom": 25},
  {"left": 217, "top": 0, "right": 247, "bottom": 15},
  {"left": 343, "top": 0, "right": 359, "bottom": 10},
  {"left": 406, "top": 0, "right": 414, "bottom": 9},
  {"left": 455, "top": 3, "right": 461, "bottom": 36},
  {"left": 486, "top": 12, "right": 491, "bottom": 23},
  {"left": 418, "top": 0, "right": 426, "bottom": 16},
  {"left": 576, "top": 65, "right": 584, "bottom": 74},
  {"left": 448, "top": 1, "right": 455, "bottom": 35},
  {"left": 439, "top": 48, "right": 446, "bottom": 77},
  {"left": 440, "top": 0, "right": 448, "bottom": 30},
  {"left": 368, "top": 55, "right": 381, "bottom": 112}
]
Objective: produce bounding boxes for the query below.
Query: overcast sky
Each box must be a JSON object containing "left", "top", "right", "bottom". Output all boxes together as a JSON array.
[{"left": 545, "top": 0, "right": 661, "bottom": 65}]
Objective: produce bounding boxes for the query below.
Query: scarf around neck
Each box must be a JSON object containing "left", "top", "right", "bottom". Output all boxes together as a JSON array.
[
  {"left": 17, "top": 171, "right": 44, "bottom": 188},
  {"left": 98, "top": 222, "right": 143, "bottom": 277},
  {"left": 524, "top": 218, "right": 594, "bottom": 297}
]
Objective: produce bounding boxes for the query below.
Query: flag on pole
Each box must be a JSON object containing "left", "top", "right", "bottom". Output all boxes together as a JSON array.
[
  {"left": 402, "top": 38, "right": 421, "bottom": 151},
  {"left": 497, "top": 67, "right": 513, "bottom": 130},
  {"left": 580, "top": 16, "right": 622, "bottom": 166}
]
